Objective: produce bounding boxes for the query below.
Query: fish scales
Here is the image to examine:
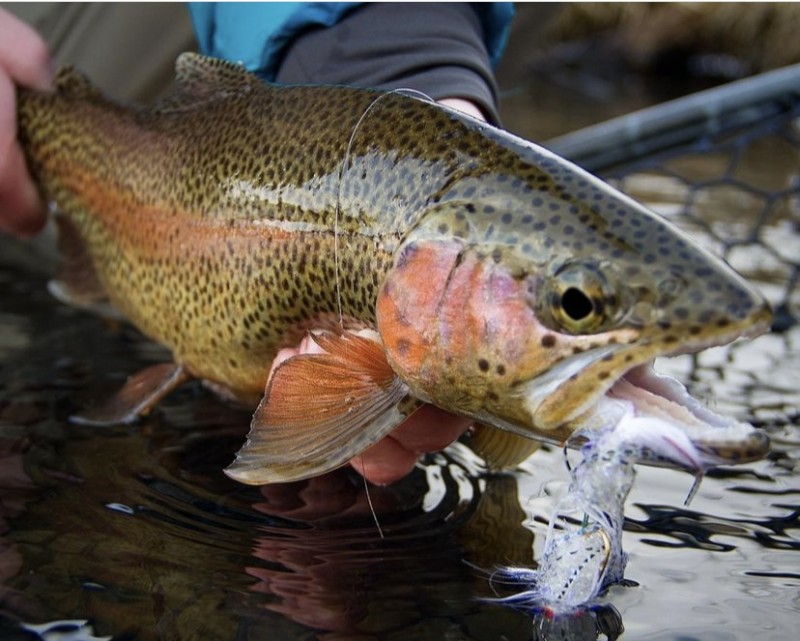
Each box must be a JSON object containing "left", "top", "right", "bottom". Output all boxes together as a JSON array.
[
  {"left": 16, "top": 53, "right": 772, "bottom": 483},
  {"left": 17, "top": 60, "right": 513, "bottom": 399}
]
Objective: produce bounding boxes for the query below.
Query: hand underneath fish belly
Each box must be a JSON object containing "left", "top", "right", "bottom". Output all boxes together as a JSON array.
[{"left": 268, "top": 334, "right": 473, "bottom": 485}]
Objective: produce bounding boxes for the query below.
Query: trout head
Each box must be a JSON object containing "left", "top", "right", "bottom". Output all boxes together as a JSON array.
[{"left": 377, "top": 139, "right": 772, "bottom": 472}]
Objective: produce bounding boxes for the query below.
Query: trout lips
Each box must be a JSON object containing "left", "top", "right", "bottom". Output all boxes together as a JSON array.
[
  {"left": 565, "top": 312, "right": 773, "bottom": 472},
  {"left": 513, "top": 307, "right": 773, "bottom": 473},
  {"left": 593, "top": 363, "right": 771, "bottom": 471}
]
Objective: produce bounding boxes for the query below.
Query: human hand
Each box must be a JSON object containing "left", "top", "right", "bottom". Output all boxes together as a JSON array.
[
  {"left": 269, "top": 334, "right": 473, "bottom": 486},
  {"left": 0, "top": 8, "right": 52, "bottom": 237},
  {"left": 437, "top": 97, "right": 487, "bottom": 122}
]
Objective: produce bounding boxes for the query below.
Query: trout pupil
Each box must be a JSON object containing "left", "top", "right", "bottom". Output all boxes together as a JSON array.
[{"left": 562, "top": 287, "right": 594, "bottom": 321}]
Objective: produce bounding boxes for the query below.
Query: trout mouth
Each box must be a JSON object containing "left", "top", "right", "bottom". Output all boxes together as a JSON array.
[
  {"left": 608, "top": 362, "right": 770, "bottom": 472},
  {"left": 580, "top": 361, "right": 770, "bottom": 472},
  {"left": 561, "top": 307, "right": 773, "bottom": 472},
  {"left": 501, "top": 309, "right": 772, "bottom": 472}
]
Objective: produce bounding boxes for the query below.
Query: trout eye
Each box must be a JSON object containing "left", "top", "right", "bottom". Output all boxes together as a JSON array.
[
  {"left": 541, "top": 262, "right": 619, "bottom": 334},
  {"left": 561, "top": 287, "right": 594, "bottom": 321}
]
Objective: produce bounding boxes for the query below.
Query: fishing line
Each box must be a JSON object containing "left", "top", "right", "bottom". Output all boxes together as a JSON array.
[
  {"left": 335, "top": 87, "right": 434, "bottom": 327},
  {"left": 336, "top": 88, "right": 432, "bottom": 539},
  {"left": 358, "top": 455, "right": 385, "bottom": 539}
]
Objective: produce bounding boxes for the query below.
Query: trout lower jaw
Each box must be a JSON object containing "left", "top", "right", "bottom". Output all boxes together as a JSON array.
[{"left": 578, "top": 362, "right": 770, "bottom": 472}]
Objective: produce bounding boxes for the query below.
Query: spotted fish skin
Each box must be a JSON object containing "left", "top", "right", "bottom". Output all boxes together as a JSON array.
[
  {"left": 18, "top": 56, "right": 407, "bottom": 403},
  {"left": 16, "top": 54, "right": 771, "bottom": 482}
]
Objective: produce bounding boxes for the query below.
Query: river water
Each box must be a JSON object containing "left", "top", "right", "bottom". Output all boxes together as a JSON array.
[{"left": 1, "top": 61, "right": 799, "bottom": 641}]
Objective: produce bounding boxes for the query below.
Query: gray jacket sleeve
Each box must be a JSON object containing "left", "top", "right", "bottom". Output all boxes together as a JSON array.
[{"left": 274, "top": 3, "right": 502, "bottom": 124}]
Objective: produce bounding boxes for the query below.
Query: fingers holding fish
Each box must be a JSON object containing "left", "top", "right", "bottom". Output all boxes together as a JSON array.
[
  {"left": 0, "top": 8, "right": 53, "bottom": 91},
  {"left": 349, "top": 440, "right": 419, "bottom": 486},
  {"left": 0, "top": 8, "right": 51, "bottom": 237},
  {"left": 267, "top": 332, "right": 327, "bottom": 381},
  {"left": 0, "top": 90, "right": 45, "bottom": 237},
  {"left": 349, "top": 408, "right": 473, "bottom": 485},
  {"left": 384, "top": 405, "right": 474, "bottom": 455}
]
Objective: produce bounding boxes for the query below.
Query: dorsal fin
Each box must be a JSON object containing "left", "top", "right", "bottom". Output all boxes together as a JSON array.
[
  {"left": 152, "top": 53, "right": 263, "bottom": 114},
  {"left": 53, "top": 65, "right": 105, "bottom": 101},
  {"left": 175, "top": 52, "right": 260, "bottom": 98}
]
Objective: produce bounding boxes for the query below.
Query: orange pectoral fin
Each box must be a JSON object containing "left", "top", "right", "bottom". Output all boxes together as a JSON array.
[
  {"left": 71, "top": 363, "right": 190, "bottom": 425},
  {"left": 225, "top": 331, "right": 409, "bottom": 485}
]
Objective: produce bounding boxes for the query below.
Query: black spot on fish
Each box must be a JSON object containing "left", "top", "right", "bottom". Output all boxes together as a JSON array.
[
  {"left": 395, "top": 339, "right": 411, "bottom": 357},
  {"left": 698, "top": 310, "right": 715, "bottom": 323},
  {"left": 541, "top": 334, "right": 557, "bottom": 348},
  {"left": 478, "top": 359, "right": 490, "bottom": 372}
]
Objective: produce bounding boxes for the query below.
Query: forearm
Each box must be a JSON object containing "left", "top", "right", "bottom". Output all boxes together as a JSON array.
[{"left": 275, "top": 3, "right": 503, "bottom": 124}]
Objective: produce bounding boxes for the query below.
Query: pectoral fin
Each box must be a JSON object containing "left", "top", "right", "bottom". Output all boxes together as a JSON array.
[
  {"left": 71, "top": 363, "right": 190, "bottom": 426},
  {"left": 226, "top": 331, "right": 409, "bottom": 485}
]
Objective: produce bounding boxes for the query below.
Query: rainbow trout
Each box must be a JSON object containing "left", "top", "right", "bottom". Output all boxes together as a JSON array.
[{"left": 16, "top": 53, "right": 772, "bottom": 484}]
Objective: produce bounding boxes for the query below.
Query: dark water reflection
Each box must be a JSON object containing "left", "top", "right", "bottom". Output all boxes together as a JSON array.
[{"left": 0, "top": 279, "right": 540, "bottom": 640}]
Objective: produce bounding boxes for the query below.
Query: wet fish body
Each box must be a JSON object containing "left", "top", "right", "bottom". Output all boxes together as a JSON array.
[{"left": 16, "top": 53, "right": 772, "bottom": 484}]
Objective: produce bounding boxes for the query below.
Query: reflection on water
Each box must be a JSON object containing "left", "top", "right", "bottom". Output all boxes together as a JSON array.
[{"left": 2, "top": 103, "right": 800, "bottom": 641}]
